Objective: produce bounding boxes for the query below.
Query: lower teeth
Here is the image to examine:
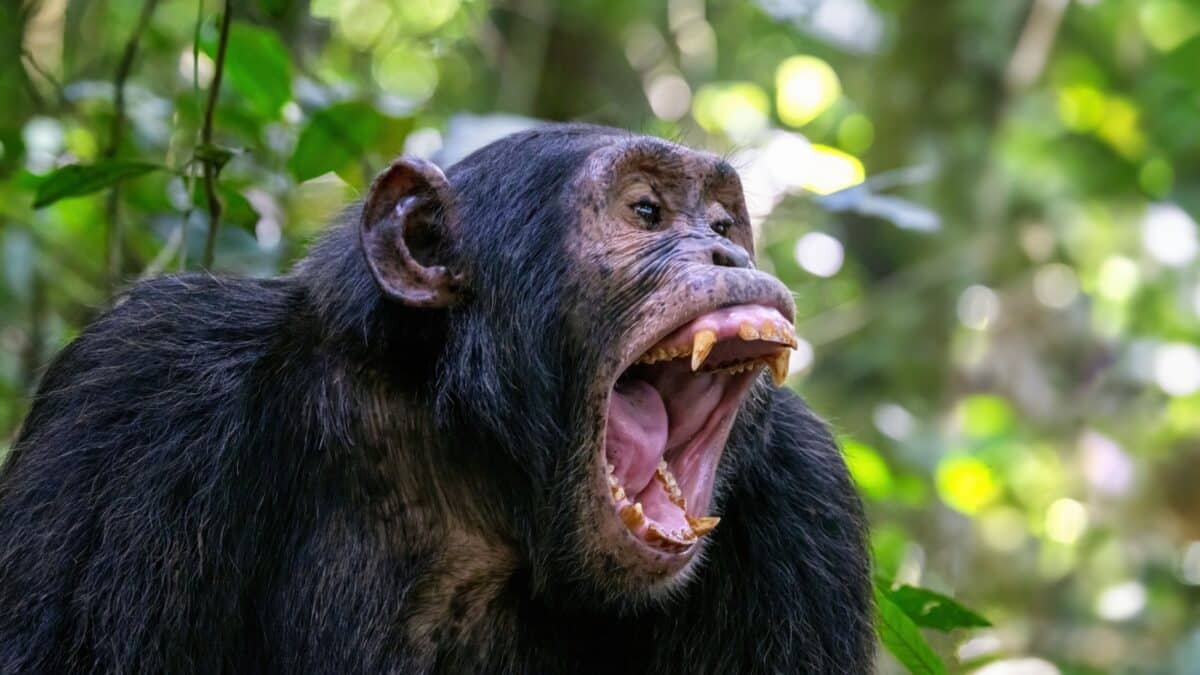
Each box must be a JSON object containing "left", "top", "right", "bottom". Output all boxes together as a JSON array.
[{"left": 606, "top": 460, "right": 718, "bottom": 547}]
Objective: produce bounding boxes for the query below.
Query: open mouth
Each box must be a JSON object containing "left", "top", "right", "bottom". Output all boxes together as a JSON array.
[{"left": 603, "top": 304, "right": 797, "bottom": 557}]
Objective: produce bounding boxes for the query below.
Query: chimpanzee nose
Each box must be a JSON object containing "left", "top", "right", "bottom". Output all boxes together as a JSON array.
[{"left": 710, "top": 241, "right": 753, "bottom": 269}]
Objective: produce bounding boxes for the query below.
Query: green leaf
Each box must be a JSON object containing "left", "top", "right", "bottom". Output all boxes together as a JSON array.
[
  {"left": 190, "top": 185, "right": 259, "bottom": 230},
  {"left": 33, "top": 161, "right": 164, "bottom": 208},
  {"left": 203, "top": 21, "right": 292, "bottom": 119},
  {"left": 289, "top": 102, "right": 385, "bottom": 182},
  {"left": 875, "top": 585, "right": 948, "bottom": 675},
  {"left": 887, "top": 585, "right": 992, "bottom": 632}
]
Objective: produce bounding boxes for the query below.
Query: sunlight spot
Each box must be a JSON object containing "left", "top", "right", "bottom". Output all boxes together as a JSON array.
[
  {"left": 692, "top": 82, "right": 770, "bottom": 144},
  {"left": 676, "top": 19, "right": 717, "bottom": 72},
  {"left": 957, "top": 285, "right": 1000, "bottom": 331},
  {"left": 1096, "top": 256, "right": 1140, "bottom": 302},
  {"left": 873, "top": 403, "right": 915, "bottom": 441},
  {"left": 803, "top": 145, "right": 865, "bottom": 194},
  {"left": 1142, "top": 203, "right": 1199, "bottom": 267},
  {"left": 788, "top": 336, "right": 814, "bottom": 375},
  {"left": 970, "top": 658, "right": 1061, "bottom": 675},
  {"left": 1045, "top": 498, "right": 1088, "bottom": 544},
  {"left": 393, "top": 0, "right": 461, "bottom": 34},
  {"left": 624, "top": 23, "right": 667, "bottom": 71},
  {"left": 374, "top": 43, "right": 439, "bottom": 103},
  {"left": 338, "top": 0, "right": 393, "bottom": 47},
  {"left": 1078, "top": 430, "right": 1133, "bottom": 497},
  {"left": 178, "top": 48, "right": 214, "bottom": 88},
  {"left": 1153, "top": 343, "right": 1200, "bottom": 396},
  {"left": 936, "top": 456, "right": 1000, "bottom": 514},
  {"left": 793, "top": 232, "right": 844, "bottom": 277},
  {"left": 1033, "top": 263, "right": 1079, "bottom": 309},
  {"left": 1019, "top": 223, "right": 1055, "bottom": 262},
  {"left": 645, "top": 73, "right": 692, "bottom": 121},
  {"left": 22, "top": 116, "right": 63, "bottom": 173},
  {"left": 957, "top": 634, "right": 1004, "bottom": 662},
  {"left": 403, "top": 127, "right": 443, "bottom": 160},
  {"left": 1095, "top": 581, "right": 1146, "bottom": 621},
  {"left": 775, "top": 55, "right": 841, "bottom": 128}
]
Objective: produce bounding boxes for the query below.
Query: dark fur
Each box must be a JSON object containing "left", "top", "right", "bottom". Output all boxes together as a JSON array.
[{"left": 0, "top": 125, "right": 872, "bottom": 673}]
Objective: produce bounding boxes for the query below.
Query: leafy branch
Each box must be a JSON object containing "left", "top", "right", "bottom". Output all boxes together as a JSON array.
[
  {"left": 200, "top": 0, "right": 233, "bottom": 269},
  {"left": 103, "top": 0, "right": 161, "bottom": 296}
]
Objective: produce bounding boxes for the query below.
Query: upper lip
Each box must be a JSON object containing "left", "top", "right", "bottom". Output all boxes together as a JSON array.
[{"left": 611, "top": 270, "right": 796, "bottom": 382}]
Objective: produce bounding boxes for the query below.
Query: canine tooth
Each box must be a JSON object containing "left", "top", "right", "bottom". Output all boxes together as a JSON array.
[
  {"left": 608, "top": 475, "right": 619, "bottom": 487},
  {"left": 738, "top": 322, "right": 760, "bottom": 341},
  {"left": 767, "top": 350, "right": 789, "bottom": 386},
  {"left": 780, "top": 321, "right": 798, "bottom": 347},
  {"left": 612, "top": 485, "right": 626, "bottom": 501},
  {"left": 691, "top": 330, "right": 717, "bottom": 371},
  {"left": 606, "top": 463, "right": 615, "bottom": 474},
  {"left": 686, "top": 515, "right": 720, "bottom": 537},
  {"left": 658, "top": 459, "right": 669, "bottom": 472},
  {"left": 620, "top": 502, "right": 645, "bottom": 529}
]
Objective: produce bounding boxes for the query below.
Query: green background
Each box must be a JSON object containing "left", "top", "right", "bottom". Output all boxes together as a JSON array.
[{"left": 3, "top": 1, "right": 1200, "bottom": 672}]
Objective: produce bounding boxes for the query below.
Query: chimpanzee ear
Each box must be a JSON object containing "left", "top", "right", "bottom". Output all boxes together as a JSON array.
[{"left": 360, "top": 157, "right": 465, "bottom": 308}]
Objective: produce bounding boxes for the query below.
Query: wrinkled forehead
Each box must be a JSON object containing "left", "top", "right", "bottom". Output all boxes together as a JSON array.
[{"left": 574, "top": 136, "right": 742, "bottom": 201}]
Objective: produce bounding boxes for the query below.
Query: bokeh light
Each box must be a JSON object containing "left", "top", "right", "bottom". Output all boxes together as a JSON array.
[
  {"left": 645, "top": 73, "right": 692, "bottom": 121},
  {"left": 1033, "top": 263, "right": 1079, "bottom": 309},
  {"left": 793, "top": 232, "right": 844, "bottom": 277},
  {"left": 775, "top": 55, "right": 841, "bottom": 128},
  {"left": 1044, "top": 498, "right": 1088, "bottom": 545},
  {"left": 957, "top": 285, "right": 1000, "bottom": 331},
  {"left": 1141, "top": 203, "right": 1199, "bottom": 268},
  {"left": 1153, "top": 343, "right": 1200, "bottom": 397},
  {"left": 1095, "top": 581, "right": 1147, "bottom": 622},
  {"left": 692, "top": 82, "right": 770, "bottom": 143},
  {"left": 937, "top": 456, "right": 1001, "bottom": 515}
]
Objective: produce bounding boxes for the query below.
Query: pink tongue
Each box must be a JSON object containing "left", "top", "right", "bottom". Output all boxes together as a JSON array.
[{"left": 606, "top": 379, "right": 669, "bottom": 494}]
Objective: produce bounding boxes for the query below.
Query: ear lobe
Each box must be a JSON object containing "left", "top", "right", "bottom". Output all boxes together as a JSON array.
[{"left": 360, "top": 157, "right": 465, "bottom": 308}]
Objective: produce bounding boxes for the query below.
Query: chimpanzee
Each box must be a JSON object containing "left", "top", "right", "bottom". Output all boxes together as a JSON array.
[{"left": 0, "top": 124, "right": 872, "bottom": 673}]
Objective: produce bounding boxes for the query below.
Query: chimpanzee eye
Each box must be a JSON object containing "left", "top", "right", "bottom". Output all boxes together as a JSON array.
[
  {"left": 631, "top": 199, "right": 662, "bottom": 227},
  {"left": 712, "top": 219, "right": 734, "bottom": 237}
]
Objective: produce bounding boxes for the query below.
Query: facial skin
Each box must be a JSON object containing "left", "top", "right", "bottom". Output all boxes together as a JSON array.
[{"left": 532, "top": 135, "right": 798, "bottom": 601}]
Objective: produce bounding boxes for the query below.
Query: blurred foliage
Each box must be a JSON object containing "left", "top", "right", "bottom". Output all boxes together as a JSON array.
[{"left": 3, "top": 0, "right": 1200, "bottom": 672}]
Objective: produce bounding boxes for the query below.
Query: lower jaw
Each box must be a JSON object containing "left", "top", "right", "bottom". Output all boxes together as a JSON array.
[{"left": 599, "top": 368, "right": 759, "bottom": 563}]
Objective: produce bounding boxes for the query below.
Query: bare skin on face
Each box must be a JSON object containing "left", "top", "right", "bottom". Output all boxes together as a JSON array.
[{"left": 565, "top": 137, "right": 797, "bottom": 591}]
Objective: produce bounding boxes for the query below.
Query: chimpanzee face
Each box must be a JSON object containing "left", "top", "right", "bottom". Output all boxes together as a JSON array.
[
  {"left": 360, "top": 127, "right": 796, "bottom": 600},
  {"left": 563, "top": 136, "right": 797, "bottom": 593}
]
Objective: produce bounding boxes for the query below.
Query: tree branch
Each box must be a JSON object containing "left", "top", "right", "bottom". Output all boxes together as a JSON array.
[
  {"left": 103, "top": 0, "right": 161, "bottom": 297},
  {"left": 201, "top": 0, "right": 233, "bottom": 270}
]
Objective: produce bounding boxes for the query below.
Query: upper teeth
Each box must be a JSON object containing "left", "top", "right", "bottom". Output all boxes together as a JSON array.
[{"left": 634, "top": 319, "right": 798, "bottom": 387}]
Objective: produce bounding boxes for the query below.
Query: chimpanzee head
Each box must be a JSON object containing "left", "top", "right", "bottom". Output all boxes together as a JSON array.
[{"left": 359, "top": 124, "right": 796, "bottom": 604}]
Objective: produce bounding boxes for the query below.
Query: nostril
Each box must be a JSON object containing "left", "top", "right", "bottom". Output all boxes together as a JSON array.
[{"left": 711, "top": 244, "right": 752, "bottom": 269}]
